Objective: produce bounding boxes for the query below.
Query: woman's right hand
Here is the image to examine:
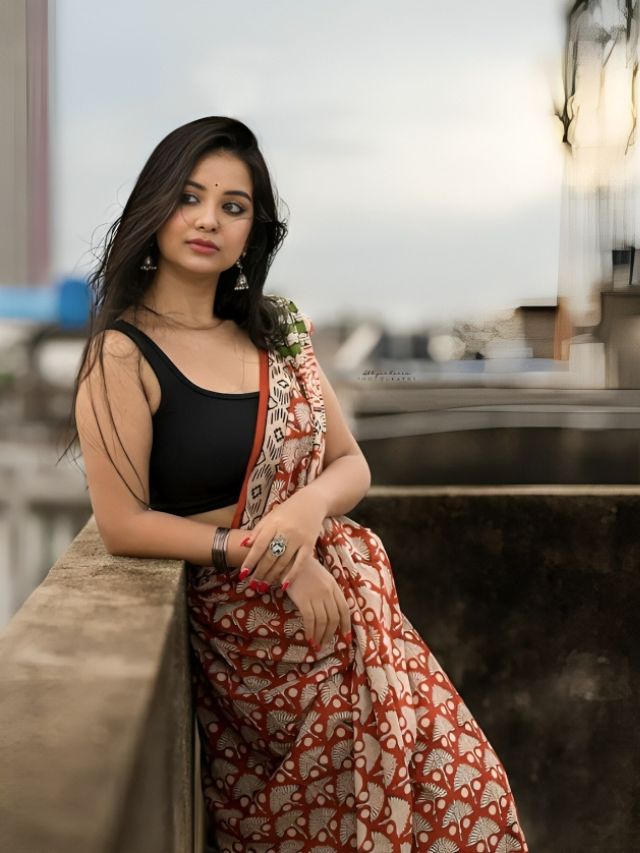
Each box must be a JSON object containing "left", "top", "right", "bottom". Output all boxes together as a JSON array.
[{"left": 285, "top": 554, "right": 352, "bottom": 649}]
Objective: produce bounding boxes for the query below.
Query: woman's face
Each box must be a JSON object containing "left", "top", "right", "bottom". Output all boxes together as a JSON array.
[{"left": 155, "top": 149, "right": 254, "bottom": 279}]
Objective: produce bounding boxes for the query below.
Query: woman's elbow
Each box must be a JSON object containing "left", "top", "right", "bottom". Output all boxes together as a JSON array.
[
  {"left": 365, "top": 466, "right": 372, "bottom": 492},
  {"left": 96, "top": 517, "right": 138, "bottom": 557},
  {"left": 358, "top": 452, "right": 372, "bottom": 490},
  {"left": 101, "top": 530, "right": 129, "bottom": 557}
]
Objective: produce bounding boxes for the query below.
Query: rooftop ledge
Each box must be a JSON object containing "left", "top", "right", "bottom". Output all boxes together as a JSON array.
[{"left": 2, "top": 486, "right": 639, "bottom": 852}]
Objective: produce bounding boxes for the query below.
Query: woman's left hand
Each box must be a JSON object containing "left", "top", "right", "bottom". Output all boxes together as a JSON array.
[{"left": 238, "top": 490, "right": 326, "bottom": 589}]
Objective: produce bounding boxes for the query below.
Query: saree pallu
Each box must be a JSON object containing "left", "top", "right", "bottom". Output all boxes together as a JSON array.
[{"left": 186, "top": 297, "right": 530, "bottom": 853}]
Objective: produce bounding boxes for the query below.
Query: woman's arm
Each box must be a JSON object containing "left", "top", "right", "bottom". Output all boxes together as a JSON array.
[
  {"left": 238, "top": 357, "right": 371, "bottom": 586},
  {"left": 75, "top": 329, "right": 247, "bottom": 567},
  {"left": 299, "top": 454, "right": 371, "bottom": 520},
  {"left": 296, "top": 359, "right": 371, "bottom": 518},
  {"left": 105, "top": 510, "right": 249, "bottom": 567}
]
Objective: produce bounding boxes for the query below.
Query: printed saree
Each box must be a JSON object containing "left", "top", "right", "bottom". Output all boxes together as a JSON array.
[{"left": 186, "top": 297, "right": 530, "bottom": 853}]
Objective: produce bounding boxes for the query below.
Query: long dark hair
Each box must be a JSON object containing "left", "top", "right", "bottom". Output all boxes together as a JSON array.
[{"left": 59, "top": 116, "right": 291, "bottom": 505}]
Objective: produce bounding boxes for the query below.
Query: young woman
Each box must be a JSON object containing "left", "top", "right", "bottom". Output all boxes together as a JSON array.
[{"left": 69, "top": 116, "right": 530, "bottom": 852}]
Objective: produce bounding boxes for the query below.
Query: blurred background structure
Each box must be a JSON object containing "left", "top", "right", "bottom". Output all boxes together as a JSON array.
[
  {"left": 2, "top": 2, "right": 640, "bottom": 851},
  {"left": 0, "top": 0, "right": 89, "bottom": 630}
]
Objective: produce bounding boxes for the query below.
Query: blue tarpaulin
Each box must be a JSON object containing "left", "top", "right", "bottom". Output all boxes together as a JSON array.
[{"left": 0, "top": 278, "right": 90, "bottom": 329}]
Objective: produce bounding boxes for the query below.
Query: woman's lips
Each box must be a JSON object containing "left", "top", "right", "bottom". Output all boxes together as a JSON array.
[{"left": 187, "top": 241, "right": 219, "bottom": 254}]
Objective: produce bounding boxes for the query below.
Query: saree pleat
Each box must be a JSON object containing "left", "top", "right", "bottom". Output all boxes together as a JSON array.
[{"left": 186, "top": 298, "right": 529, "bottom": 853}]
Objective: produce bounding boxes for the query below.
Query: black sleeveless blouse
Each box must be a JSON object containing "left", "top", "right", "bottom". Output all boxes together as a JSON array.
[{"left": 107, "top": 318, "right": 260, "bottom": 516}]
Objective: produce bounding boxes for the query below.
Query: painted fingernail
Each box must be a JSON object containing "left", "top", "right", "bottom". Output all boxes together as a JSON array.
[
  {"left": 258, "top": 581, "right": 270, "bottom": 593},
  {"left": 344, "top": 631, "right": 352, "bottom": 644},
  {"left": 248, "top": 580, "right": 260, "bottom": 591},
  {"left": 281, "top": 580, "right": 290, "bottom": 591},
  {"left": 239, "top": 567, "right": 251, "bottom": 580},
  {"left": 240, "top": 536, "right": 253, "bottom": 548}
]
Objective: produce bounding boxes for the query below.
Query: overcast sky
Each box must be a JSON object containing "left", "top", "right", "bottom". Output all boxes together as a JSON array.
[{"left": 51, "top": 0, "right": 568, "bottom": 330}]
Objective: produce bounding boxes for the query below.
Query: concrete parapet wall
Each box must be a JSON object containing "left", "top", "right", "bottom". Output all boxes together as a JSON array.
[
  {"left": 0, "top": 517, "right": 194, "bottom": 853},
  {"left": 1, "top": 487, "right": 638, "bottom": 852},
  {"left": 353, "top": 485, "right": 640, "bottom": 852}
]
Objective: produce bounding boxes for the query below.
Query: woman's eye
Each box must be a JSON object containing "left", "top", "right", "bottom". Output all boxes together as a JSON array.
[{"left": 179, "top": 194, "right": 246, "bottom": 215}]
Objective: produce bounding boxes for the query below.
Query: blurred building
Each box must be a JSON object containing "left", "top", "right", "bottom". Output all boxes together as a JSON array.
[
  {"left": 0, "top": 1, "right": 89, "bottom": 630},
  {"left": 0, "top": 0, "right": 51, "bottom": 284}
]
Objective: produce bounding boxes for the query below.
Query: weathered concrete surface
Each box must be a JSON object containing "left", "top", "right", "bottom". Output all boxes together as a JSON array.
[
  {"left": 354, "top": 486, "right": 640, "bottom": 853},
  {"left": 0, "top": 517, "right": 194, "bottom": 853}
]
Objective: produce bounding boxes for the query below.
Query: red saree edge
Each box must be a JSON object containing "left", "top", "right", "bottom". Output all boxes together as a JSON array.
[{"left": 230, "top": 346, "right": 269, "bottom": 530}]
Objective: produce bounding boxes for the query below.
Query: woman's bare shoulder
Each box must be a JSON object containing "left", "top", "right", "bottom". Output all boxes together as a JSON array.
[{"left": 82, "top": 326, "right": 142, "bottom": 386}]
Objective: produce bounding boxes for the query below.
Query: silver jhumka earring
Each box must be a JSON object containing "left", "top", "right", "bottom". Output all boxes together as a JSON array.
[
  {"left": 140, "top": 253, "right": 157, "bottom": 271},
  {"left": 234, "top": 254, "right": 249, "bottom": 290}
]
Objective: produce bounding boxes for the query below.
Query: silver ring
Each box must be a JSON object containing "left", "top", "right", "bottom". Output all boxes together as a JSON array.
[{"left": 269, "top": 533, "right": 287, "bottom": 558}]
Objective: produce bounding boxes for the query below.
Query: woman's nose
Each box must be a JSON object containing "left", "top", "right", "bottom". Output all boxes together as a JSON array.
[{"left": 194, "top": 209, "right": 220, "bottom": 229}]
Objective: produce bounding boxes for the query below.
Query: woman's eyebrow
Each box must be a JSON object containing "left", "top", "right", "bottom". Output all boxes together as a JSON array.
[{"left": 185, "top": 178, "right": 252, "bottom": 202}]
